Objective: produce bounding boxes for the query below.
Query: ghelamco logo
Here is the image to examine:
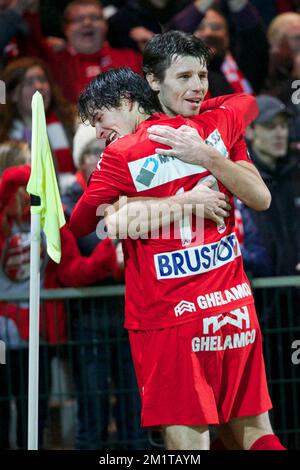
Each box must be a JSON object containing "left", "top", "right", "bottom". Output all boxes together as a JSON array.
[{"left": 203, "top": 306, "right": 250, "bottom": 334}]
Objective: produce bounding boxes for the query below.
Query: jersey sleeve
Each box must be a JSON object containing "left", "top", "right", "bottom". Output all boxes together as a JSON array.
[
  {"left": 215, "top": 105, "right": 246, "bottom": 150},
  {"left": 202, "top": 93, "right": 258, "bottom": 127},
  {"left": 230, "top": 135, "right": 253, "bottom": 164},
  {"left": 206, "top": 105, "right": 255, "bottom": 164},
  {"left": 69, "top": 145, "right": 132, "bottom": 238}
]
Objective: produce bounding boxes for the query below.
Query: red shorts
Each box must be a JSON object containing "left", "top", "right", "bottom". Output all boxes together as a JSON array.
[{"left": 128, "top": 303, "right": 272, "bottom": 428}]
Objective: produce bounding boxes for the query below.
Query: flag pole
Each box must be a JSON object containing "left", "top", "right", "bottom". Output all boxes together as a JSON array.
[
  {"left": 27, "top": 196, "right": 41, "bottom": 450},
  {"left": 26, "top": 91, "right": 65, "bottom": 449}
]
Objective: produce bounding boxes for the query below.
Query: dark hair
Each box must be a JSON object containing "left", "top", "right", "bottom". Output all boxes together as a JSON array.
[
  {"left": 78, "top": 67, "right": 161, "bottom": 123},
  {"left": 143, "top": 30, "right": 212, "bottom": 81}
]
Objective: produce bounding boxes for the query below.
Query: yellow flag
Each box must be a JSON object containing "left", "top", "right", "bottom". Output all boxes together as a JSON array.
[{"left": 27, "top": 91, "right": 65, "bottom": 263}]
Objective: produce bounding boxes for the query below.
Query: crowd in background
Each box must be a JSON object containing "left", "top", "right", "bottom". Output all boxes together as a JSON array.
[{"left": 0, "top": 0, "right": 300, "bottom": 450}]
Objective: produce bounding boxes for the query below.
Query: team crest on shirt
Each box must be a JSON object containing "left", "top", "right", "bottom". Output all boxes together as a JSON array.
[
  {"left": 174, "top": 300, "right": 196, "bottom": 317},
  {"left": 100, "top": 56, "right": 112, "bottom": 68}
]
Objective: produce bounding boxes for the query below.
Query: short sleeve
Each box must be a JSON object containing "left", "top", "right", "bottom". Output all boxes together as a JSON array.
[
  {"left": 83, "top": 145, "right": 132, "bottom": 207},
  {"left": 230, "top": 135, "right": 253, "bottom": 164},
  {"left": 202, "top": 94, "right": 258, "bottom": 128},
  {"left": 219, "top": 105, "right": 245, "bottom": 149}
]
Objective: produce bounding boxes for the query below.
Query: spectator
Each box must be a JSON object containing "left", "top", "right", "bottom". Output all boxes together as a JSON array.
[
  {"left": 246, "top": 95, "right": 300, "bottom": 276},
  {"left": 262, "top": 13, "right": 300, "bottom": 156},
  {"left": 266, "top": 12, "right": 300, "bottom": 84},
  {"left": 168, "top": 0, "right": 269, "bottom": 95},
  {"left": 234, "top": 198, "right": 273, "bottom": 278},
  {"left": 62, "top": 133, "right": 144, "bottom": 449},
  {"left": 0, "top": 144, "right": 120, "bottom": 448},
  {"left": 0, "top": 0, "right": 39, "bottom": 64},
  {"left": 107, "top": 0, "right": 190, "bottom": 52},
  {"left": 22, "top": 0, "right": 143, "bottom": 103},
  {"left": 0, "top": 139, "right": 30, "bottom": 175},
  {"left": 0, "top": 57, "right": 76, "bottom": 193}
]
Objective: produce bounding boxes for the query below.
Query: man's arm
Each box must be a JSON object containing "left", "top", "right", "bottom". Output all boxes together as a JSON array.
[
  {"left": 147, "top": 124, "right": 271, "bottom": 211},
  {"left": 104, "top": 181, "right": 230, "bottom": 239},
  {"left": 69, "top": 198, "right": 100, "bottom": 239},
  {"left": 69, "top": 144, "right": 131, "bottom": 238},
  {"left": 167, "top": 0, "right": 213, "bottom": 33}
]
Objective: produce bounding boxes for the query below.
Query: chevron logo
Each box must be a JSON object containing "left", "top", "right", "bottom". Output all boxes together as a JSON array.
[{"left": 174, "top": 300, "right": 196, "bottom": 317}]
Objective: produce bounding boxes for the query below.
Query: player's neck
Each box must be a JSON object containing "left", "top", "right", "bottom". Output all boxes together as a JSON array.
[{"left": 136, "top": 111, "right": 151, "bottom": 129}]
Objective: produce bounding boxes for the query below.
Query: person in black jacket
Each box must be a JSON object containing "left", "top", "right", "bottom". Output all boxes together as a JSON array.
[{"left": 246, "top": 95, "right": 300, "bottom": 276}]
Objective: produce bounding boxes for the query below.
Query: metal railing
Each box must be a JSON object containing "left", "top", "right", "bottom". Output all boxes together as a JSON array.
[{"left": 0, "top": 277, "right": 299, "bottom": 449}]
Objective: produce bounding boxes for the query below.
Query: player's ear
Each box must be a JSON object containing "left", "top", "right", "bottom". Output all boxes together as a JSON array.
[
  {"left": 124, "top": 97, "right": 134, "bottom": 111},
  {"left": 146, "top": 73, "right": 161, "bottom": 92},
  {"left": 120, "top": 96, "right": 134, "bottom": 111}
]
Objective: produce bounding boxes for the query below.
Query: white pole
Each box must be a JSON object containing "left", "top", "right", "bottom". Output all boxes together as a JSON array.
[{"left": 27, "top": 210, "right": 41, "bottom": 450}]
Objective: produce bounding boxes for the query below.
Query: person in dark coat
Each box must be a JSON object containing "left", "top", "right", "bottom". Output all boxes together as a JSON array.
[{"left": 246, "top": 95, "right": 300, "bottom": 276}]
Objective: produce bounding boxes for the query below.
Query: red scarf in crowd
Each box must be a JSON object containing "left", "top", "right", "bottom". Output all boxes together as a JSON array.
[{"left": 221, "top": 53, "right": 254, "bottom": 95}]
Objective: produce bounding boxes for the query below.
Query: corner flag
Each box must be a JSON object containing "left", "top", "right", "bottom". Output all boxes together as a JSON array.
[
  {"left": 27, "top": 91, "right": 65, "bottom": 263},
  {"left": 26, "top": 91, "right": 66, "bottom": 450}
]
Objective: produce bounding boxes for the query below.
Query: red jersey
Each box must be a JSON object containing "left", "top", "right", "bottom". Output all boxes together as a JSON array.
[
  {"left": 70, "top": 102, "right": 255, "bottom": 330},
  {"left": 18, "top": 14, "right": 142, "bottom": 104},
  {"left": 51, "top": 43, "right": 142, "bottom": 104}
]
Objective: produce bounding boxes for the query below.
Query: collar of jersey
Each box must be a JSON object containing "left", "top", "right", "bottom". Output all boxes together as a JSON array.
[{"left": 138, "top": 113, "right": 187, "bottom": 131}]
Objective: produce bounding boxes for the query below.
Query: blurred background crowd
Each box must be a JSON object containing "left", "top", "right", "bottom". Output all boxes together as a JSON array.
[{"left": 0, "top": 0, "right": 300, "bottom": 451}]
